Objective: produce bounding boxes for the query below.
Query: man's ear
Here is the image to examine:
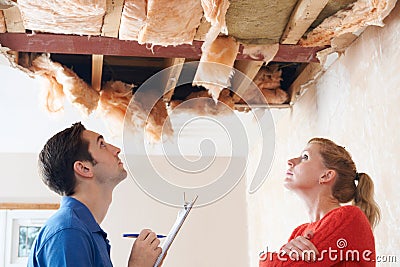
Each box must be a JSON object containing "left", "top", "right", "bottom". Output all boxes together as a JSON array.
[
  {"left": 73, "top": 161, "right": 94, "bottom": 178},
  {"left": 320, "top": 169, "right": 337, "bottom": 184}
]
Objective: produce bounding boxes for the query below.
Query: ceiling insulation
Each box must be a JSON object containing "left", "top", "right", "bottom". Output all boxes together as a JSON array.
[
  {"left": 137, "top": 0, "right": 203, "bottom": 46},
  {"left": 226, "top": 0, "right": 298, "bottom": 44},
  {"left": 119, "top": 0, "right": 146, "bottom": 40},
  {"left": 17, "top": 0, "right": 106, "bottom": 35},
  {"left": 193, "top": 36, "right": 239, "bottom": 101},
  {"left": 30, "top": 54, "right": 100, "bottom": 115}
]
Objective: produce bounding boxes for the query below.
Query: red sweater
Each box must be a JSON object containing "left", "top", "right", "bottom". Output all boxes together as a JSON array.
[{"left": 259, "top": 206, "right": 376, "bottom": 266}]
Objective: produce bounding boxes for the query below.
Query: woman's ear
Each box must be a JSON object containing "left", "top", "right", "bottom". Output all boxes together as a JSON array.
[
  {"left": 73, "top": 161, "right": 94, "bottom": 178},
  {"left": 321, "top": 169, "right": 337, "bottom": 183}
]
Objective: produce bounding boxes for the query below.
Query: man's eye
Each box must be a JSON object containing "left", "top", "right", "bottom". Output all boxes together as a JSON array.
[{"left": 100, "top": 141, "right": 106, "bottom": 147}]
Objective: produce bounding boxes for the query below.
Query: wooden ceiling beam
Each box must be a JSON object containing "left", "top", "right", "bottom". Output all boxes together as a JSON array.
[
  {"left": 0, "top": 33, "right": 326, "bottom": 63},
  {"left": 281, "top": 0, "right": 329, "bottom": 45}
]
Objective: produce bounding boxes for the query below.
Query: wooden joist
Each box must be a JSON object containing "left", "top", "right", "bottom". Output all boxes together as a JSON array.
[
  {"left": 92, "top": 54, "right": 104, "bottom": 91},
  {"left": 163, "top": 58, "right": 185, "bottom": 102},
  {"left": 232, "top": 60, "right": 264, "bottom": 102},
  {"left": 0, "top": 33, "right": 324, "bottom": 63},
  {"left": 281, "top": 0, "right": 329, "bottom": 44},
  {"left": 101, "top": 0, "right": 124, "bottom": 38}
]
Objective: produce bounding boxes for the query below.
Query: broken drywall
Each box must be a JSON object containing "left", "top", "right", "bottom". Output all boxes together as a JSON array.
[{"left": 300, "top": 0, "right": 397, "bottom": 47}]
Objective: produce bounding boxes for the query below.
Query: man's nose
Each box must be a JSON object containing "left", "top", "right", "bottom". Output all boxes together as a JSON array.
[{"left": 109, "top": 144, "right": 121, "bottom": 155}]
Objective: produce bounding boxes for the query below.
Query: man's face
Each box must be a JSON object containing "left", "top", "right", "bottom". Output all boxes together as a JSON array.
[{"left": 82, "top": 130, "right": 127, "bottom": 186}]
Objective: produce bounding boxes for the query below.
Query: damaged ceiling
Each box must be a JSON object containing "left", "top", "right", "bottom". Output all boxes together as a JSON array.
[{"left": 0, "top": 0, "right": 398, "bottom": 140}]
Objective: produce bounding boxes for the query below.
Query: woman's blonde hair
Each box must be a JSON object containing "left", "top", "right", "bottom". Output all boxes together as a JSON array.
[{"left": 308, "top": 138, "right": 380, "bottom": 228}]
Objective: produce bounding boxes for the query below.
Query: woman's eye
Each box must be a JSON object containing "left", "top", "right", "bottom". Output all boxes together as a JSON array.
[
  {"left": 100, "top": 141, "right": 106, "bottom": 148},
  {"left": 301, "top": 154, "right": 309, "bottom": 160}
]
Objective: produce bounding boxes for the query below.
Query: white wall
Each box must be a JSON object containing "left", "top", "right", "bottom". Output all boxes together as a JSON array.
[
  {"left": 248, "top": 4, "right": 400, "bottom": 266},
  {"left": 103, "top": 156, "right": 248, "bottom": 267}
]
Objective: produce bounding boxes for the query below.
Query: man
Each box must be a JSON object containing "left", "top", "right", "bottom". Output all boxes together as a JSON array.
[{"left": 28, "top": 122, "right": 162, "bottom": 267}]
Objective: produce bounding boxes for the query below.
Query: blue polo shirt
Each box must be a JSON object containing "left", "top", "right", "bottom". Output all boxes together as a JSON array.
[{"left": 27, "top": 196, "right": 113, "bottom": 267}]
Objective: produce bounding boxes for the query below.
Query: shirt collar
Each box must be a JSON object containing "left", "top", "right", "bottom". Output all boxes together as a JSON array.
[{"left": 60, "top": 196, "right": 104, "bottom": 233}]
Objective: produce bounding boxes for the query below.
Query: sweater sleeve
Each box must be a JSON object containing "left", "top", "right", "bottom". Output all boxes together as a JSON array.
[{"left": 259, "top": 206, "right": 376, "bottom": 267}]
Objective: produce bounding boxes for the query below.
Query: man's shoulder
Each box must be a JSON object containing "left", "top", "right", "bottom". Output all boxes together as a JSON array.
[{"left": 39, "top": 206, "right": 90, "bottom": 239}]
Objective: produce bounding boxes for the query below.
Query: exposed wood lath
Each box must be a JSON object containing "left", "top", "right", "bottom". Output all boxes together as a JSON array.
[
  {"left": 0, "top": 11, "right": 6, "bottom": 33},
  {"left": 101, "top": 0, "right": 124, "bottom": 38},
  {"left": 281, "top": 0, "right": 330, "bottom": 44},
  {"left": 2, "top": 6, "right": 24, "bottom": 33}
]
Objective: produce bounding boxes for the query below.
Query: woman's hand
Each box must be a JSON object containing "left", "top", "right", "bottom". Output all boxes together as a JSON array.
[{"left": 281, "top": 236, "right": 320, "bottom": 262}]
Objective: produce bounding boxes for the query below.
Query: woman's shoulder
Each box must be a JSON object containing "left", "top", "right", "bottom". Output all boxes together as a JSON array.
[
  {"left": 317, "top": 205, "right": 370, "bottom": 230},
  {"left": 324, "top": 205, "right": 365, "bottom": 220}
]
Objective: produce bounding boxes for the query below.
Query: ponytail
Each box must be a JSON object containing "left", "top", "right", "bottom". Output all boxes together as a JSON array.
[{"left": 354, "top": 173, "right": 381, "bottom": 228}]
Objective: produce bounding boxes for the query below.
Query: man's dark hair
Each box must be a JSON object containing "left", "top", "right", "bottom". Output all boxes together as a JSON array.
[{"left": 38, "top": 122, "right": 94, "bottom": 196}]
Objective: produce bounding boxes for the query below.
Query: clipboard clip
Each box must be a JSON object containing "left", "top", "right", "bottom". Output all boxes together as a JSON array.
[{"left": 183, "top": 192, "right": 198, "bottom": 209}]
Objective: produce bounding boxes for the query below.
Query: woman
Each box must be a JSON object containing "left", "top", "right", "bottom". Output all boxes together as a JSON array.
[{"left": 259, "top": 138, "right": 380, "bottom": 266}]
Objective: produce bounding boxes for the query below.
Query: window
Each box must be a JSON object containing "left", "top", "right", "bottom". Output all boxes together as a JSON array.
[{"left": 0, "top": 210, "right": 56, "bottom": 267}]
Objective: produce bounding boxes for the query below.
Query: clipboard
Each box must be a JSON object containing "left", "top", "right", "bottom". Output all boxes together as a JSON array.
[{"left": 154, "top": 195, "right": 198, "bottom": 267}]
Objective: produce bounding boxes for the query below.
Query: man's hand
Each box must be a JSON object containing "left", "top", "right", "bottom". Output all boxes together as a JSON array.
[
  {"left": 281, "top": 236, "right": 320, "bottom": 262},
  {"left": 128, "top": 229, "right": 162, "bottom": 267}
]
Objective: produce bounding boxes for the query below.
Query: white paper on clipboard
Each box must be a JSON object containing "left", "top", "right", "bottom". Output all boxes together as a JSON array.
[{"left": 154, "top": 195, "right": 198, "bottom": 267}]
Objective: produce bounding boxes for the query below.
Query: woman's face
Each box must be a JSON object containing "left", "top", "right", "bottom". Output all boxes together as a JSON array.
[{"left": 284, "top": 143, "right": 327, "bottom": 191}]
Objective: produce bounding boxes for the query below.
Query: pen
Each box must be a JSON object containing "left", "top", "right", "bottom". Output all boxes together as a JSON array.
[{"left": 123, "top": 234, "right": 167, "bottom": 238}]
